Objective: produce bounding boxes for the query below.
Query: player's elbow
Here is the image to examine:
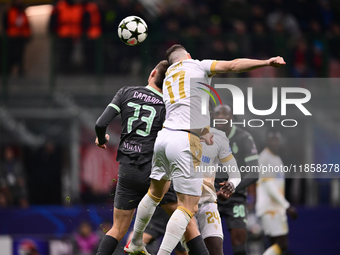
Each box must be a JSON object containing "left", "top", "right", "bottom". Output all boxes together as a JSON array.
[
  {"left": 95, "top": 118, "right": 106, "bottom": 131},
  {"left": 229, "top": 59, "right": 242, "bottom": 73}
]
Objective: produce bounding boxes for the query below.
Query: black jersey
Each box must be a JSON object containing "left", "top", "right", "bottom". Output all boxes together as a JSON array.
[
  {"left": 215, "top": 125, "right": 259, "bottom": 202},
  {"left": 96, "top": 86, "right": 165, "bottom": 165}
]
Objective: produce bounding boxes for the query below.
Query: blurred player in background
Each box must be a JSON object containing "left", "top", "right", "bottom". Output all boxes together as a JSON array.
[
  {"left": 214, "top": 105, "right": 259, "bottom": 255},
  {"left": 197, "top": 126, "right": 241, "bottom": 255},
  {"left": 94, "top": 60, "right": 174, "bottom": 255},
  {"left": 256, "top": 130, "right": 298, "bottom": 255},
  {"left": 127, "top": 44, "right": 286, "bottom": 255}
]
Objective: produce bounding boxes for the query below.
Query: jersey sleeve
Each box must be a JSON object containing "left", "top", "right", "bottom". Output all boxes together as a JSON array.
[
  {"left": 109, "top": 87, "right": 125, "bottom": 113},
  {"left": 200, "top": 60, "right": 218, "bottom": 77},
  {"left": 242, "top": 134, "right": 259, "bottom": 166},
  {"left": 217, "top": 134, "right": 233, "bottom": 163},
  {"left": 95, "top": 88, "right": 125, "bottom": 145}
]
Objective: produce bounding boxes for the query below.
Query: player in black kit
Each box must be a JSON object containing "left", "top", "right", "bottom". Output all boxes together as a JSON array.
[
  {"left": 214, "top": 105, "right": 259, "bottom": 255},
  {"left": 94, "top": 60, "right": 177, "bottom": 255}
]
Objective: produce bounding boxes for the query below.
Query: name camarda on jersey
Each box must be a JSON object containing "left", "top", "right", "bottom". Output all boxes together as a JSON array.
[{"left": 133, "top": 91, "right": 164, "bottom": 104}]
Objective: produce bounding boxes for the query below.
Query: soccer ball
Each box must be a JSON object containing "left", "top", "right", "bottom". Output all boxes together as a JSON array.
[{"left": 118, "top": 16, "right": 148, "bottom": 46}]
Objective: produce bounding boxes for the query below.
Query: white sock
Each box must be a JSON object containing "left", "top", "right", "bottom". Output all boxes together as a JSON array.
[
  {"left": 263, "top": 244, "right": 282, "bottom": 255},
  {"left": 131, "top": 191, "right": 160, "bottom": 246},
  {"left": 157, "top": 208, "right": 192, "bottom": 255}
]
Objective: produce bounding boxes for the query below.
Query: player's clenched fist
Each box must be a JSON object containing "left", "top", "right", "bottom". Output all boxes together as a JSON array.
[
  {"left": 95, "top": 134, "right": 110, "bottom": 149},
  {"left": 267, "top": 56, "right": 286, "bottom": 68},
  {"left": 217, "top": 181, "right": 235, "bottom": 201}
]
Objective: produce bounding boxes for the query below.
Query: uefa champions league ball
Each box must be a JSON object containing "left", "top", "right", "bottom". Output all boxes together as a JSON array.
[{"left": 118, "top": 16, "right": 148, "bottom": 46}]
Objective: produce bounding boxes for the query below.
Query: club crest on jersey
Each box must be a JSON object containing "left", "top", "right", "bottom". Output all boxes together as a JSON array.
[{"left": 195, "top": 150, "right": 200, "bottom": 157}]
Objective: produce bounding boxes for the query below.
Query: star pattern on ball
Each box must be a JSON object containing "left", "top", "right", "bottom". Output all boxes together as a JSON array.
[
  {"left": 132, "top": 17, "right": 143, "bottom": 25},
  {"left": 118, "top": 16, "right": 148, "bottom": 46},
  {"left": 130, "top": 27, "right": 142, "bottom": 40}
]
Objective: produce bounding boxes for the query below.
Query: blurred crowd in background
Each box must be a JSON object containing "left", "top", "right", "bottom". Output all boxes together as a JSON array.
[{"left": 1, "top": 0, "right": 340, "bottom": 77}]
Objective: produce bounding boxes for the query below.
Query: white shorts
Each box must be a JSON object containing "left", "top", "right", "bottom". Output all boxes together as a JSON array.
[
  {"left": 260, "top": 212, "right": 288, "bottom": 237},
  {"left": 195, "top": 202, "right": 223, "bottom": 240},
  {"left": 150, "top": 128, "right": 203, "bottom": 196}
]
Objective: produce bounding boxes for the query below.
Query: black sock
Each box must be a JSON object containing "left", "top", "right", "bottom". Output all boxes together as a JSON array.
[
  {"left": 187, "top": 235, "right": 209, "bottom": 255},
  {"left": 96, "top": 235, "right": 119, "bottom": 255},
  {"left": 232, "top": 244, "right": 247, "bottom": 255}
]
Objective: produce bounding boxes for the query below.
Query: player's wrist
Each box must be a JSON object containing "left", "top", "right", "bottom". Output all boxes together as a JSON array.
[{"left": 98, "top": 137, "right": 108, "bottom": 145}]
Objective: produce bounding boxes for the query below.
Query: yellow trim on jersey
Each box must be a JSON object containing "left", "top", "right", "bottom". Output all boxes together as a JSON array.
[
  {"left": 201, "top": 126, "right": 210, "bottom": 136},
  {"left": 260, "top": 178, "right": 274, "bottom": 182},
  {"left": 178, "top": 206, "right": 194, "bottom": 219},
  {"left": 165, "top": 61, "right": 183, "bottom": 76},
  {"left": 189, "top": 133, "right": 202, "bottom": 169},
  {"left": 147, "top": 189, "right": 162, "bottom": 203},
  {"left": 220, "top": 154, "right": 234, "bottom": 163},
  {"left": 208, "top": 61, "right": 218, "bottom": 77}
]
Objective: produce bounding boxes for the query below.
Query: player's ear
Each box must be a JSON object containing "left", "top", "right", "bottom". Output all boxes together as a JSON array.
[
  {"left": 187, "top": 53, "right": 192, "bottom": 59},
  {"left": 151, "top": 69, "right": 157, "bottom": 77},
  {"left": 148, "top": 69, "right": 156, "bottom": 82}
]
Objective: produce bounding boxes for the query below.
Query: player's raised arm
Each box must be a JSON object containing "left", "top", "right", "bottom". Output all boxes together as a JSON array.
[{"left": 214, "top": 56, "right": 286, "bottom": 73}]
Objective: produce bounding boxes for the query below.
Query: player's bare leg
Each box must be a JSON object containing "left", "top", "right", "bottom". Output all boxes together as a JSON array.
[
  {"left": 230, "top": 228, "right": 247, "bottom": 255},
  {"left": 160, "top": 201, "right": 177, "bottom": 215},
  {"left": 204, "top": 237, "right": 224, "bottom": 255},
  {"left": 129, "top": 178, "right": 171, "bottom": 247},
  {"left": 96, "top": 208, "right": 135, "bottom": 255},
  {"left": 107, "top": 208, "right": 135, "bottom": 240}
]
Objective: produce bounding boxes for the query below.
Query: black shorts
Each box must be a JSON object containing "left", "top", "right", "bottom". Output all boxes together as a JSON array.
[
  {"left": 218, "top": 198, "right": 248, "bottom": 230},
  {"left": 114, "top": 162, "right": 177, "bottom": 210}
]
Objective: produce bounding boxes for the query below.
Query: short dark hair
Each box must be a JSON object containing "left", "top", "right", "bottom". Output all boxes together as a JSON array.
[
  {"left": 154, "top": 60, "right": 169, "bottom": 89},
  {"left": 165, "top": 44, "right": 187, "bottom": 65}
]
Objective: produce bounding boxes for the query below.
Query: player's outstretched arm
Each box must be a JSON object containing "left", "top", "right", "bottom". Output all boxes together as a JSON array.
[{"left": 215, "top": 57, "right": 286, "bottom": 73}]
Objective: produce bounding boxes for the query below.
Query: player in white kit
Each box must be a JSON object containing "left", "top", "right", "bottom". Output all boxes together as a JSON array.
[
  {"left": 256, "top": 130, "right": 297, "bottom": 255},
  {"left": 126, "top": 44, "right": 286, "bottom": 255},
  {"left": 195, "top": 127, "right": 241, "bottom": 255}
]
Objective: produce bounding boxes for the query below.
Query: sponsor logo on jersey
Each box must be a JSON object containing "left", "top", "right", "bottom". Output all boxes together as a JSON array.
[
  {"left": 201, "top": 155, "right": 211, "bottom": 163},
  {"left": 123, "top": 140, "right": 142, "bottom": 152}
]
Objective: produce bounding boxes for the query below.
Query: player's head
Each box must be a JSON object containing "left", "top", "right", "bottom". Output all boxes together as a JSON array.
[
  {"left": 266, "top": 129, "right": 281, "bottom": 155},
  {"left": 214, "top": 104, "right": 233, "bottom": 120},
  {"left": 165, "top": 44, "right": 191, "bottom": 65},
  {"left": 213, "top": 104, "right": 233, "bottom": 132},
  {"left": 149, "top": 60, "right": 169, "bottom": 90}
]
